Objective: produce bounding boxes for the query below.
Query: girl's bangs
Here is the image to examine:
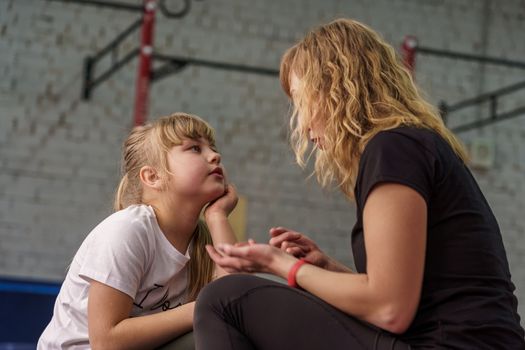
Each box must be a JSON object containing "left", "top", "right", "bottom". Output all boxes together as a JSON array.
[{"left": 161, "top": 114, "right": 216, "bottom": 147}]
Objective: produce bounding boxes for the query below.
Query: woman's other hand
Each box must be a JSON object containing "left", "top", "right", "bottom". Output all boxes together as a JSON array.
[
  {"left": 269, "top": 227, "right": 353, "bottom": 273},
  {"left": 269, "top": 227, "right": 328, "bottom": 267}
]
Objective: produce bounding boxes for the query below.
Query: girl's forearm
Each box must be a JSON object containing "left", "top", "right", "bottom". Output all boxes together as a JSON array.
[
  {"left": 205, "top": 213, "right": 237, "bottom": 245},
  {"left": 204, "top": 213, "right": 238, "bottom": 277},
  {"left": 91, "top": 302, "right": 194, "bottom": 350}
]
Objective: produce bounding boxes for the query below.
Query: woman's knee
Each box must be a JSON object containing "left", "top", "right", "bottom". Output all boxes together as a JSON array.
[{"left": 196, "top": 274, "right": 272, "bottom": 312}]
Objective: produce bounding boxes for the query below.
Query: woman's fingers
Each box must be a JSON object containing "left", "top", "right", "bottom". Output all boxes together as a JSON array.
[
  {"left": 285, "top": 246, "right": 307, "bottom": 258},
  {"left": 269, "top": 231, "right": 302, "bottom": 247},
  {"left": 206, "top": 245, "right": 249, "bottom": 271},
  {"left": 269, "top": 227, "right": 288, "bottom": 236},
  {"left": 206, "top": 245, "right": 225, "bottom": 261},
  {"left": 233, "top": 239, "right": 256, "bottom": 248},
  {"left": 217, "top": 243, "right": 261, "bottom": 260},
  {"left": 282, "top": 241, "right": 309, "bottom": 255}
]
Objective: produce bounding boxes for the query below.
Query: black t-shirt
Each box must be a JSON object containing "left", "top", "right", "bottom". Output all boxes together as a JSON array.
[{"left": 351, "top": 126, "right": 525, "bottom": 349}]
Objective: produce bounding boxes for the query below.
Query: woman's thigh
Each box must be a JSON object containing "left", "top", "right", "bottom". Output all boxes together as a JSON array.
[{"left": 195, "top": 274, "right": 410, "bottom": 350}]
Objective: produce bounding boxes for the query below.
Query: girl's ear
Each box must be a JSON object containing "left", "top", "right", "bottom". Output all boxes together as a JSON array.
[{"left": 139, "top": 166, "right": 162, "bottom": 189}]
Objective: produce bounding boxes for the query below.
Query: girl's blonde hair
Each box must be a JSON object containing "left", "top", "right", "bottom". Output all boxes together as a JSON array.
[
  {"left": 114, "top": 112, "right": 215, "bottom": 301},
  {"left": 280, "top": 18, "right": 467, "bottom": 199}
]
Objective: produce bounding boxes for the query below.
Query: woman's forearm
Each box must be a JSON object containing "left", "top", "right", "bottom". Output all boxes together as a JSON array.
[
  {"left": 322, "top": 255, "right": 354, "bottom": 273},
  {"left": 268, "top": 254, "right": 415, "bottom": 334},
  {"left": 293, "top": 266, "right": 390, "bottom": 330}
]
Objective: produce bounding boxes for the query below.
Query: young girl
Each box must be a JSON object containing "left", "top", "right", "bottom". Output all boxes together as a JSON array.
[
  {"left": 38, "top": 112, "right": 237, "bottom": 349},
  {"left": 194, "top": 19, "right": 525, "bottom": 349}
]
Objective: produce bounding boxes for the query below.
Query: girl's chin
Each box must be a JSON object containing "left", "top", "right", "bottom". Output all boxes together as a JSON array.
[{"left": 207, "top": 186, "right": 227, "bottom": 201}]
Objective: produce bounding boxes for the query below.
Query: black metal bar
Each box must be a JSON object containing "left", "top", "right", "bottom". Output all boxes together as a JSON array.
[
  {"left": 452, "top": 106, "right": 525, "bottom": 133},
  {"left": 88, "top": 47, "right": 141, "bottom": 92},
  {"left": 82, "top": 56, "right": 94, "bottom": 100},
  {"left": 151, "top": 61, "right": 189, "bottom": 82},
  {"left": 447, "top": 80, "right": 525, "bottom": 112},
  {"left": 152, "top": 53, "right": 280, "bottom": 77},
  {"left": 92, "top": 17, "right": 143, "bottom": 62},
  {"left": 438, "top": 101, "right": 448, "bottom": 125},
  {"left": 490, "top": 96, "right": 497, "bottom": 120},
  {"left": 47, "top": 0, "right": 143, "bottom": 12},
  {"left": 81, "top": 16, "right": 142, "bottom": 100},
  {"left": 416, "top": 46, "right": 525, "bottom": 70}
]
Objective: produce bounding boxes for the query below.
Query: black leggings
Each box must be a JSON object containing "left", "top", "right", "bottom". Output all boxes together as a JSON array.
[{"left": 194, "top": 274, "right": 411, "bottom": 350}]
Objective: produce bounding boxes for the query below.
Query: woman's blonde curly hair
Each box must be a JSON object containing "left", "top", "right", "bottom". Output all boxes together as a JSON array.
[{"left": 280, "top": 18, "right": 467, "bottom": 200}]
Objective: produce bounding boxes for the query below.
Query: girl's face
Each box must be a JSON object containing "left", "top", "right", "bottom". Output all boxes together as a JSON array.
[
  {"left": 290, "top": 73, "right": 325, "bottom": 149},
  {"left": 165, "top": 137, "right": 226, "bottom": 203}
]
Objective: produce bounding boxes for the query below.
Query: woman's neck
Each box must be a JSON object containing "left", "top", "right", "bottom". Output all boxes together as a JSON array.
[{"left": 150, "top": 200, "right": 204, "bottom": 254}]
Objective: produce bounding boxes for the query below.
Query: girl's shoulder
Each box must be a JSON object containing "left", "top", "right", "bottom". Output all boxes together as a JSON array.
[
  {"left": 88, "top": 204, "right": 159, "bottom": 245},
  {"left": 105, "top": 204, "right": 156, "bottom": 225}
]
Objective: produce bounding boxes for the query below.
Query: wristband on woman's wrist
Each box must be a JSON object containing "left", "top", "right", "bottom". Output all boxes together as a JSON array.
[{"left": 287, "top": 258, "right": 309, "bottom": 288}]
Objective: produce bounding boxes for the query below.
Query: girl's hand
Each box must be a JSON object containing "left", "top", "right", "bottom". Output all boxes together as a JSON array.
[
  {"left": 204, "top": 183, "right": 238, "bottom": 219},
  {"left": 269, "top": 227, "right": 329, "bottom": 268},
  {"left": 205, "top": 241, "right": 296, "bottom": 277}
]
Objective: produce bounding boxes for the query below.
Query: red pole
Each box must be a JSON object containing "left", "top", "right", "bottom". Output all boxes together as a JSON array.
[
  {"left": 401, "top": 35, "right": 418, "bottom": 74},
  {"left": 133, "top": 0, "right": 156, "bottom": 126}
]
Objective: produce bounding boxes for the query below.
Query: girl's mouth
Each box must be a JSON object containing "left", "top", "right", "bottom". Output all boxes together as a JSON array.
[{"left": 210, "top": 167, "right": 224, "bottom": 177}]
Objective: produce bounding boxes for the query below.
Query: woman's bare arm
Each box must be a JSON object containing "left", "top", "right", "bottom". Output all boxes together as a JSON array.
[{"left": 208, "top": 183, "right": 427, "bottom": 334}]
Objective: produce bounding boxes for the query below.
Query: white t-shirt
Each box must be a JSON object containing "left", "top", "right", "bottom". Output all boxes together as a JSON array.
[{"left": 38, "top": 205, "right": 191, "bottom": 349}]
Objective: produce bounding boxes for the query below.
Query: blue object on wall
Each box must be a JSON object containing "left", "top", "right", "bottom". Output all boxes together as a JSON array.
[{"left": 0, "top": 277, "right": 61, "bottom": 344}]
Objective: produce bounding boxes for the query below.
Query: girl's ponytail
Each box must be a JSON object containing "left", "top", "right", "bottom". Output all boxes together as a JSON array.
[
  {"left": 187, "top": 220, "right": 215, "bottom": 301},
  {"left": 113, "top": 173, "right": 129, "bottom": 211},
  {"left": 112, "top": 125, "right": 151, "bottom": 212}
]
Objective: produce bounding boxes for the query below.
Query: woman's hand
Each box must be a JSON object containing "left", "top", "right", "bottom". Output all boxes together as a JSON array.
[
  {"left": 269, "top": 227, "right": 352, "bottom": 272},
  {"left": 204, "top": 183, "right": 238, "bottom": 220},
  {"left": 205, "top": 241, "right": 297, "bottom": 277},
  {"left": 269, "top": 227, "right": 328, "bottom": 268}
]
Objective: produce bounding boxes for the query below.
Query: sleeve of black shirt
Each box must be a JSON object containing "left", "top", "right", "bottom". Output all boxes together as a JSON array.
[{"left": 355, "top": 130, "right": 437, "bottom": 210}]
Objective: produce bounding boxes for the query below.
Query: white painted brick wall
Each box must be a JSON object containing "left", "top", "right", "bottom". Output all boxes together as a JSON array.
[{"left": 1, "top": 0, "right": 524, "bottom": 321}]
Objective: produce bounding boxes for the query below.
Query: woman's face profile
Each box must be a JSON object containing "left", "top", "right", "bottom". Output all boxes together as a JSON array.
[{"left": 290, "top": 72, "right": 325, "bottom": 149}]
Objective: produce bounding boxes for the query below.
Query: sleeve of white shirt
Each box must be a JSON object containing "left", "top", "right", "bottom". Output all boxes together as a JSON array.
[{"left": 78, "top": 211, "right": 151, "bottom": 299}]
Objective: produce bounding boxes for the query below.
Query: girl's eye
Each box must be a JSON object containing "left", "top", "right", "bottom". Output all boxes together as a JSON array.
[{"left": 189, "top": 145, "right": 201, "bottom": 152}]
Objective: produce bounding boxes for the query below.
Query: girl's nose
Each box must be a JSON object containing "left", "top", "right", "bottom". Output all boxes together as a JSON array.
[{"left": 210, "top": 151, "right": 221, "bottom": 164}]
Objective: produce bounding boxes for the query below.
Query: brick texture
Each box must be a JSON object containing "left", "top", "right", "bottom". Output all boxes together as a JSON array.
[{"left": 1, "top": 0, "right": 524, "bottom": 321}]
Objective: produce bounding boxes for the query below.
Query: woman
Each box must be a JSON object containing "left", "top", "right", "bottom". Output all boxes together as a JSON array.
[{"left": 194, "top": 19, "right": 525, "bottom": 349}]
